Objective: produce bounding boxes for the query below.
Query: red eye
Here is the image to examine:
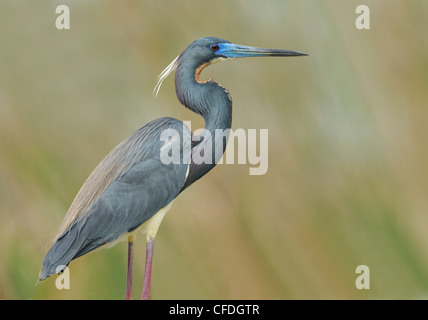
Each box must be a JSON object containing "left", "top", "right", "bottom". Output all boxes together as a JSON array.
[{"left": 210, "top": 44, "right": 220, "bottom": 51}]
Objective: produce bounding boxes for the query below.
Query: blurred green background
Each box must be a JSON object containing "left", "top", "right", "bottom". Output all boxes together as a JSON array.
[{"left": 1, "top": 0, "right": 428, "bottom": 299}]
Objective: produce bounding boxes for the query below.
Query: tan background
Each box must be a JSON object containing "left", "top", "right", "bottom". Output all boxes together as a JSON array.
[{"left": 1, "top": 0, "right": 428, "bottom": 299}]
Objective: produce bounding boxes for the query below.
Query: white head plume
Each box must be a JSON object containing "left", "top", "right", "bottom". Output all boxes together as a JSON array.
[{"left": 153, "top": 55, "right": 179, "bottom": 97}]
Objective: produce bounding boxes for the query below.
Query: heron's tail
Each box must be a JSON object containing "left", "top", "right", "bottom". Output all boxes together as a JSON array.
[{"left": 39, "top": 219, "right": 91, "bottom": 281}]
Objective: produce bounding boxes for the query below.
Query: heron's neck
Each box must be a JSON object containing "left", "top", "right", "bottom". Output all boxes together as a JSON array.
[
  {"left": 175, "top": 60, "right": 233, "bottom": 191},
  {"left": 175, "top": 62, "right": 232, "bottom": 133}
]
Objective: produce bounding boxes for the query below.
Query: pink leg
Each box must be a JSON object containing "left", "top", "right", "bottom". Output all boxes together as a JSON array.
[
  {"left": 124, "top": 240, "right": 134, "bottom": 300},
  {"left": 141, "top": 239, "right": 154, "bottom": 300}
]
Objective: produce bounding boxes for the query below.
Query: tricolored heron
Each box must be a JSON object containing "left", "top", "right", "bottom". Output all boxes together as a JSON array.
[{"left": 39, "top": 37, "right": 307, "bottom": 299}]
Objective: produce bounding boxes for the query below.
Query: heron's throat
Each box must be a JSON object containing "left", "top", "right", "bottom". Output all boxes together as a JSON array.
[
  {"left": 175, "top": 60, "right": 232, "bottom": 132},
  {"left": 195, "top": 62, "right": 211, "bottom": 84},
  {"left": 194, "top": 57, "right": 228, "bottom": 84}
]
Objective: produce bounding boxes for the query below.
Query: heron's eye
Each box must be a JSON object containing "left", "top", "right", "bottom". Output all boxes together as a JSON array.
[{"left": 210, "top": 44, "right": 220, "bottom": 52}]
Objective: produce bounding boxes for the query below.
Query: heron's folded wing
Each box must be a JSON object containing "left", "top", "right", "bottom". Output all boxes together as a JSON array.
[{"left": 39, "top": 117, "right": 191, "bottom": 280}]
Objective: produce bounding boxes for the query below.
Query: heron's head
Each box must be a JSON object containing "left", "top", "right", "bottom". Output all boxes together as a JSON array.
[
  {"left": 182, "top": 36, "right": 308, "bottom": 68},
  {"left": 154, "top": 37, "right": 307, "bottom": 96}
]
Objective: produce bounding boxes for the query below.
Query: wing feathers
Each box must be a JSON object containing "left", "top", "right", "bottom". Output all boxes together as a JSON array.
[{"left": 40, "top": 118, "right": 190, "bottom": 280}]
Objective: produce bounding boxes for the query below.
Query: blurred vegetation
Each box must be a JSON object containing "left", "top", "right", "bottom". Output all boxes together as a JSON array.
[{"left": 1, "top": 0, "right": 428, "bottom": 299}]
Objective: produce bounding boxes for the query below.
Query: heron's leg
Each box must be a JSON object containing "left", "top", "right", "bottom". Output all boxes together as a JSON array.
[
  {"left": 141, "top": 238, "right": 155, "bottom": 300},
  {"left": 125, "top": 236, "right": 135, "bottom": 300}
]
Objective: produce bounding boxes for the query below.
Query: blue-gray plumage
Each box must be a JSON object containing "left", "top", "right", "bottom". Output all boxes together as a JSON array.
[
  {"left": 40, "top": 118, "right": 190, "bottom": 280},
  {"left": 39, "top": 36, "right": 307, "bottom": 299}
]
